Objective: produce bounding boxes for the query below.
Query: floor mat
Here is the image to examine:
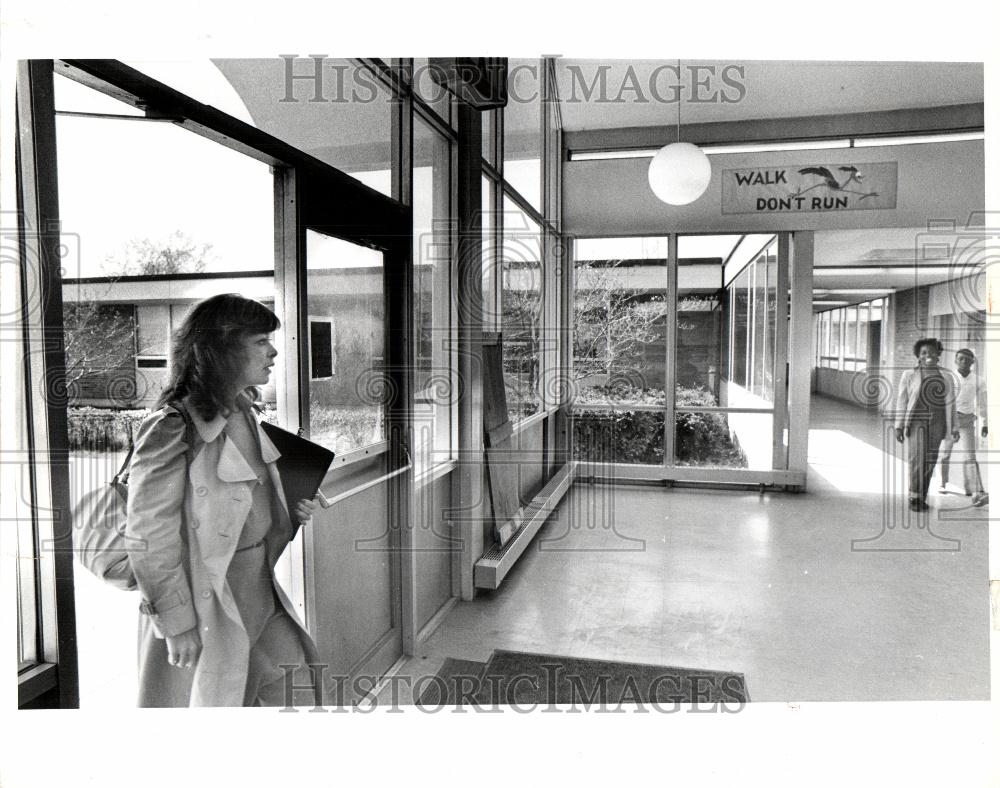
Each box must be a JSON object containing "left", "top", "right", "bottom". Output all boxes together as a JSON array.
[{"left": 417, "top": 649, "right": 747, "bottom": 706}]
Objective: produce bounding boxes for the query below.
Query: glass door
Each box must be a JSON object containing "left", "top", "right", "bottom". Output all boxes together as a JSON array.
[
  {"left": 283, "top": 170, "right": 411, "bottom": 701},
  {"left": 672, "top": 234, "right": 788, "bottom": 477}
]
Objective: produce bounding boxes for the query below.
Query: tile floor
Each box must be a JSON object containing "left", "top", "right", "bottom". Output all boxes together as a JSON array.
[{"left": 382, "top": 395, "right": 990, "bottom": 703}]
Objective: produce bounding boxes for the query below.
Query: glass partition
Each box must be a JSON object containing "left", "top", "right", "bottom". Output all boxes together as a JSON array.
[
  {"left": 412, "top": 115, "right": 454, "bottom": 473},
  {"left": 501, "top": 195, "right": 543, "bottom": 422},
  {"left": 305, "top": 231, "right": 386, "bottom": 454},
  {"left": 573, "top": 234, "right": 789, "bottom": 478},
  {"left": 503, "top": 58, "right": 542, "bottom": 213},
  {"left": 572, "top": 237, "right": 668, "bottom": 465}
]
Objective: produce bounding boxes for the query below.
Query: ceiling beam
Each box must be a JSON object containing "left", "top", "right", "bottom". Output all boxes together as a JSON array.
[{"left": 564, "top": 103, "right": 984, "bottom": 153}]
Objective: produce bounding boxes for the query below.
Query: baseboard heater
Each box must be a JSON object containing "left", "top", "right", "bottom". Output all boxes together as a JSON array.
[{"left": 473, "top": 461, "right": 577, "bottom": 590}]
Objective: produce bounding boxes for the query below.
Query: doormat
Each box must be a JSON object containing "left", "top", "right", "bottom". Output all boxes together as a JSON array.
[
  {"left": 416, "top": 650, "right": 747, "bottom": 707},
  {"left": 414, "top": 658, "right": 487, "bottom": 707}
]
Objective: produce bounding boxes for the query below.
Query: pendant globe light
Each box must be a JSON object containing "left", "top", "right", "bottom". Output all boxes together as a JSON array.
[{"left": 647, "top": 61, "right": 711, "bottom": 205}]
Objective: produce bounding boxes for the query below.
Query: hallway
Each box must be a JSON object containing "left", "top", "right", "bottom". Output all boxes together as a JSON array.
[{"left": 383, "top": 395, "right": 989, "bottom": 703}]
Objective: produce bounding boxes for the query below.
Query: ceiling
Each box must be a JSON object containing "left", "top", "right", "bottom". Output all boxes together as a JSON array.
[
  {"left": 811, "top": 227, "right": 966, "bottom": 310},
  {"left": 553, "top": 60, "right": 984, "bottom": 132}
]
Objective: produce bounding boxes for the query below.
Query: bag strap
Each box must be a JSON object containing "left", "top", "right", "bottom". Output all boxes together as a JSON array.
[
  {"left": 116, "top": 401, "right": 196, "bottom": 486},
  {"left": 112, "top": 444, "right": 136, "bottom": 486},
  {"left": 168, "top": 399, "right": 197, "bottom": 467}
]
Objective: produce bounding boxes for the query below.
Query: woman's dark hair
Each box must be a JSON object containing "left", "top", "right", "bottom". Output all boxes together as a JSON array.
[
  {"left": 157, "top": 294, "right": 280, "bottom": 420},
  {"left": 912, "top": 337, "right": 944, "bottom": 358}
]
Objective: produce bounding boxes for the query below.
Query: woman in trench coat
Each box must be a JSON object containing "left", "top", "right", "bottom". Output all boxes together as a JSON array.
[{"left": 125, "top": 294, "right": 321, "bottom": 707}]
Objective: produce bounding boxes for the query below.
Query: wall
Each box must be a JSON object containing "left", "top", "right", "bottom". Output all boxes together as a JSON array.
[
  {"left": 814, "top": 367, "right": 879, "bottom": 408},
  {"left": 888, "top": 286, "right": 930, "bottom": 375},
  {"left": 563, "top": 141, "right": 984, "bottom": 236},
  {"left": 414, "top": 469, "right": 455, "bottom": 633}
]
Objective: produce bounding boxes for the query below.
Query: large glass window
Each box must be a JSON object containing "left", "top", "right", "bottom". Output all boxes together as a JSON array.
[
  {"left": 54, "top": 71, "right": 278, "bottom": 707},
  {"left": 572, "top": 234, "right": 782, "bottom": 472},
  {"left": 503, "top": 59, "right": 542, "bottom": 213},
  {"left": 412, "top": 115, "right": 454, "bottom": 472},
  {"left": 501, "top": 195, "right": 543, "bottom": 422},
  {"left": 813, "top": 297, "right": 885, "bottom": 372},
  {"left": 572, "top": 237, "right": 668, "bottom": 465}
]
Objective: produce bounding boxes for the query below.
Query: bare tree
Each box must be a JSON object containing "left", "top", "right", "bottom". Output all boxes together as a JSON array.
[
  {"left": 65, "top": 233, "right": 212, "bottom": 401},
  {"left": 63, "top": 297, "right": 136, "bottom": 394},
  {"left": 573, "top": 260, "right": 668, "bottom": 384},
  {"left": 103, "top": 230, "right": 213, "bottom": 276}
]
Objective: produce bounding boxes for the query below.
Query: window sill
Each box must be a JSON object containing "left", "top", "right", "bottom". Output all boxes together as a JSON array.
[
  {"left": 511, "top": 409, "right": 552, "bottom": 435},
  {"left": 18, "top": 662, "right": 58, "bottom": 707},
  {"left": 414, "top": 458, "right": 457, "bottom": 488}
]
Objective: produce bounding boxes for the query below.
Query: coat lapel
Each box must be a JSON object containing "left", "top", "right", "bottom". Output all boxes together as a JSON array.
[{"left": 216, "top": 434, "right": 260, "bottom": 483}]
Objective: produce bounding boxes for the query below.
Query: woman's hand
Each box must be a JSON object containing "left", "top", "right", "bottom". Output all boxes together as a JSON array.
[
  {"left": 165, "top": 627, "right": 202, "bottom": 669},
  {"left": 294, "top": 497, "right": 317, "bottom": 524}
]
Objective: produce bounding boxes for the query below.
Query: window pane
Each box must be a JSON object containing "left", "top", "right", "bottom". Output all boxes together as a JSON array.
[
  {"left": 482, "top": 109, "right": 496, "bottom": 168},
  {"left": 729, "top": 268, "right": 750, "bottom": 388},
  {"left": 501, "top": 196, "right": 543, "bottom": 422},
  {"left": 677, "top": 257, "right": 725, "bottom": 407},
  {"left": 482, "top": 176, "right": 497, "bottom": 329},
  {"left": 752, "top": 258, "right": 767, "bottom": 397},
  {"left": 675, "top": 411, "right": 773, "bottom": 470},
  {"left": 503, "top": 59, "right": 542, "bottom": 212},
  {"left": 413, "top": 58, "right": 451, "bottom": 123},
  {"left": 764, "top": 249, "right": 777, "bottom": 401},
  {"left": 306, "top": 231, "right": 386, "bottom": 453},
  {"left": 846, "top": 305, "right": 859, "bottom": 361},
  {"left": 310, "top": 320, "right": 334, "bottom": 378},
  {"left": 215, "top": 58, "right": 393, "bottom": 197},
  {"left": 857, "top": 304, "right": 869, "bottom": 362},
  {"left": 135, "top": 305, "right": 169, "bottom": 359},
  {"left": 412, "top": 116, "right": 454, "bottom": 472},
  {"left": 573, "top": 238, "right": 668, "bottom": 407}
]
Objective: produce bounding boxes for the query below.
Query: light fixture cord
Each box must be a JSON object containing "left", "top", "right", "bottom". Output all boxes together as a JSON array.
[{"left": 676, "top": 58, "right": 681, "bottom": 143}]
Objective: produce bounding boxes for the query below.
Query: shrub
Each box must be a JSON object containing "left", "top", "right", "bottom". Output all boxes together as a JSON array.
[
  {"left": 308, "top": 401, "right": 384, "bottom": 455},
  {"left": 572, "top": 384, "right": 747, "bottom": 467},
  {"left": 67, "top": 407, "right": 149, "bottom": 452}
]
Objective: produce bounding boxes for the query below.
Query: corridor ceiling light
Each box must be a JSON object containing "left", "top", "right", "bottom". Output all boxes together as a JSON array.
[
  {"left": 571, "top": 149, "right": 659, "bottom": 161},
  {"left": 815, "top": 266, "right": 955, "bottom": 276},
  {"left": 813, "top": 288, "right": 896, "bottom": 294},
  {"left": 704, "top": 140, "right": 851, "bottom": 155},
  {"left": 813, "top": 301, "right": 851, "bottom": 306},
  {"left": 572, "top": 131, "right": 983, "bottom": 163},
  {"left": 852, "top": 131, "right": 984, "bottom": 148},
  {"left": 647, "top": 60, "right": 711, "bottom": 206}
]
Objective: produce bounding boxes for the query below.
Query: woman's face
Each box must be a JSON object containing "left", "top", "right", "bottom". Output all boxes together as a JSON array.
[
  {"left": 917, "top": 344, "right": 940, "bottom": 367},
  {"left": 234, "top": 332, "right": 278, "bottom": 390}
]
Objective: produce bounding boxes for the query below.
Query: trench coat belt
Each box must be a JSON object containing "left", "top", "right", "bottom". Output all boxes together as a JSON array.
[{"left": 233, "top": 538, "right": 266, "bottom": 554}]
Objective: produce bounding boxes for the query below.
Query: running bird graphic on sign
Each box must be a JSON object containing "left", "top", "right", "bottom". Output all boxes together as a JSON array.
[{"left": 791, "top": 166, "right": 879, "bottom": 200}]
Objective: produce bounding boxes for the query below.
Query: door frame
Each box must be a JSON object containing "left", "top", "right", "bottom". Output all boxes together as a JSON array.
[{"left": 27, "top": 58, "right": 414, "bottom": 703}]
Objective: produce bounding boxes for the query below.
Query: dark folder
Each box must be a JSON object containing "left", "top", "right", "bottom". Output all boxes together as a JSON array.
[{"left": 260, "top": 421, "right": 336, "bottom": 507}]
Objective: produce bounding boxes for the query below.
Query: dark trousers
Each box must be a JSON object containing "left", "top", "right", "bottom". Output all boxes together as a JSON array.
[{"left": 907, "top": 417, "right": 948, "bottom": 502}]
